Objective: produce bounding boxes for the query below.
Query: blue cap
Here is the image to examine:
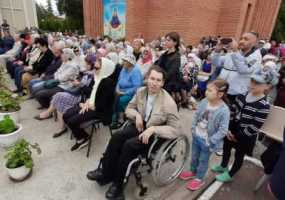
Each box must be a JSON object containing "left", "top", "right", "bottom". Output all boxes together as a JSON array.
[{"left": 251, "top": 67, "right": 279, "bottom": 86}]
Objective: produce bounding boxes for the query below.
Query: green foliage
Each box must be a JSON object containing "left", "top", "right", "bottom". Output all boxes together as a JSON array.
[
  {"left": 36, "top": 0, "right": 83, "bottom": 33},
  {"left": 272, "top": 0, "right": 285, "bottom": 41},
  {"left": 0, "top": 115, "right": 17, "bottom": 134},
  {"left": 4, "top": 139, "right": 41, "bottom": 169},
  {"left": 47, "top": 0, "right": 53, "bottom": 13},
  {"left": 0, "top": 66, "right": 9, "bottom": 89},
  {"left": 0, "top": 90, "right": 21, "bottom": 112}
]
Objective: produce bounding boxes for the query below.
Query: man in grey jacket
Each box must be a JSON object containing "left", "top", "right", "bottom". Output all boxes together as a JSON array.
[
  {"left": 86, "top": 65, "right": 181, "bottom": 200},
  {"left": 212, "top": 32, "right": 262, "bottom": 102}
]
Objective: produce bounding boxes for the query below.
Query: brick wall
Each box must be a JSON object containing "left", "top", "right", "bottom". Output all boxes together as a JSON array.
[
  {"left": 126, "top": 0, "right": 147, "bottom": 40},
  {"left": 83, "top": 0, "right": 103, "bottom": 38},
  {"left": 250, "top": 0, "right": 282, "bottom": 39},
  {"left": 143, "top": 0, "right": 222, "bottom": 45},
  {"left": 84, "top": 0, "right": 282, "bottom": 44}
]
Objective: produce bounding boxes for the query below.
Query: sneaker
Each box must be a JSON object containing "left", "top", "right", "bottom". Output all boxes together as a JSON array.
[
  {"left": 216, "top": 171, "right": 233, "bottom": 182},
  {"left": 187, "top": 179, "right": 205, "bottom": 191},
  {"left": 211, "top": 165, "right": 228, "bottom": 173},
  {"left": 70, "top": 137, "right": 89, "bottom": 151},
  {"left": 179, "top": 171, "right": 196, "bottom": 180}
]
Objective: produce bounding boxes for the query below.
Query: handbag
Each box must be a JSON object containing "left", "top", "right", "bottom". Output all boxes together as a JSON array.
[{"left": 43, "top": 79, "right": 59, "bottom": 89}]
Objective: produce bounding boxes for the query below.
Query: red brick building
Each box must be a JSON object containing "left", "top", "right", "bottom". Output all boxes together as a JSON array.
[{"left": 83, "top": 0, "right": 281, "bottom": 44}]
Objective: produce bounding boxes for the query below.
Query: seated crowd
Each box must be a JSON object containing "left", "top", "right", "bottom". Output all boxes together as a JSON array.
[{"left": 1, "top": 30, "right": 285, "bottom": 200}]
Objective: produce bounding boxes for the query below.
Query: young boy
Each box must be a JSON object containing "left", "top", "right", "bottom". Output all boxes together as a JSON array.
[{"left": 211, "top": 66, "right": 279, "bottom": 182}]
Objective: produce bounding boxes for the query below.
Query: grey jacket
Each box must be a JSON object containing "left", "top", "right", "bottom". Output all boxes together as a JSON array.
[
  {"left": 191, "top": 99, "right": 230, "bottom": 152},
  {"left": 54, "top": 61, "right": 79, "bottom": 90},
  {"left": 126, "top": 87, "right": 181, "bottom": 139}
]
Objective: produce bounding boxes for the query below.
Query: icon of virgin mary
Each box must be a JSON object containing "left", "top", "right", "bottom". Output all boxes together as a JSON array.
[{"left": 110, "top": 7, "right": 121, "bottom": 29}]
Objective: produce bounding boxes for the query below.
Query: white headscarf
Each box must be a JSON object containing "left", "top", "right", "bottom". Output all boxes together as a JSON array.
[
  {"left": 107, "top": 52, "right": 119, "bottom": 64},
  {"left": 88, "top": 58, "right": 115, "bottom": 109}
]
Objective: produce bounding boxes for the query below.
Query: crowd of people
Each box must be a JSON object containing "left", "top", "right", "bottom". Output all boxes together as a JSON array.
[{"left": 0, "top": 28, "right": 285, "bottom": 200}]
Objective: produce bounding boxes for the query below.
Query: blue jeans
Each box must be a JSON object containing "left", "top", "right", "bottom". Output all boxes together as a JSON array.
[
  {"left": 14, "top": 65, "right": 24, "bottom": 90},
  {"left": 29, "top": 79, "right": 45, "bottom": 96},
  {"left": 190, "top": 136, "right": 211, "bottom": 179}
]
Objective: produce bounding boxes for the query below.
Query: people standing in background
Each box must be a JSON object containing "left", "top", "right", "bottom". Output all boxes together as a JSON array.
[{"left": 1, "top": 19, "right": 10, "bottom": 34}]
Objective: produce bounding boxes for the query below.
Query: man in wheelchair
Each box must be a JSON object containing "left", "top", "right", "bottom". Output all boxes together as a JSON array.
[{"left": 87, "top": 65, "right": 181, "bottom": 200}]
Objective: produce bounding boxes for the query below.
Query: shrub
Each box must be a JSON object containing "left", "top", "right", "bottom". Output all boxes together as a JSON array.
[
  {"left": 4, "top": 139, "right": 41, "bottom": 169},
  {"left": 0, "top": 115, "right": 17, "bottom": 134},
  {"left": 0, "top": 90, "right": 21, "bottom": 112}
]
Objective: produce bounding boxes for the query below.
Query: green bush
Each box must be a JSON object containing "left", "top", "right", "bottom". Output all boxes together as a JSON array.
[
  {"left": 0, "top": 115, "right": 17, "bottom": 134},
  {"left": 39, "top": 17, "right": 83, "bottom": 34},
  {"left": 4, "top": 139, "right": 41, "bottom": 169},
  {"left": 0, "top": 90, "right": 21, "bottom": 112}
]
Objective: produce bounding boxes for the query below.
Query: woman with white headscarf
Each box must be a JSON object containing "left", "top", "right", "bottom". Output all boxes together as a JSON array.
[{"left": 63, "top": 57, "right": 121, "bottom": 151}]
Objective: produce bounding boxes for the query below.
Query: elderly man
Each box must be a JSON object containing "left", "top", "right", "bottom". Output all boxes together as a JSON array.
[
  {"left": 212, "top": 32, "right": 262, "bottom": 103},
  {"left": 87, "top": 65, "right": 181, "bottom": 200}
]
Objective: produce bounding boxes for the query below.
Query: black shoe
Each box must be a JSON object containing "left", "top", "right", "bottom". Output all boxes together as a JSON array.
[
  {"left": 87, "top": 168, "right": 112, "bottom": 185},
  {"left": 37, "top": 106, "right": 44, "bottom": 110},
  {"left": 34, "top": 114, "right": 53, "bottom": 121},
  {"left": 53, "top": 128, "right": 68, "bottom": 138},
  {"left": 12, "top": 89, "right": 21, "bottom": 93},
  {"left": 105, "top": 184, "right": 125, "bottom": 200},
  {"left": 70, "top": 137, "right": 89, "bottom": 151}
]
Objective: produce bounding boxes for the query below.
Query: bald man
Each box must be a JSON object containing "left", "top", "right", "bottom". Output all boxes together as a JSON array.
[{"left": 212, "top": 32, "right": 262, "bottom": 102}]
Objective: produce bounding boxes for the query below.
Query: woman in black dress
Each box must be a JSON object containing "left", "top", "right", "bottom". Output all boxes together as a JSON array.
[{"left": 156, "top": 32, "right": 182, "bottom": 105}]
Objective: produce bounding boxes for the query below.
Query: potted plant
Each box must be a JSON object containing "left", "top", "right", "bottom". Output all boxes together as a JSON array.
[
  {"left": 0, "top": 90, "right": 21, "bottom": 123},
  {"left": 4, "top": 139, "right": 41, "bottom": 181},
  {"left": 0, "top": 115, "right": 22, "bottom": 148}
]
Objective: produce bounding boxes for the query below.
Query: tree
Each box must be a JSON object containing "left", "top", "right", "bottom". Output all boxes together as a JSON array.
[
  {"left": 56, "top": 0, "right": 83, "bottom": 30},
  {"left": 47, "top": 0, "right": 53, "bottom": 14},
  {"left": 36, "top": 1, "right": 83, "bottom": 34},
  {"left": 272, "top": 0, "right": 285, "bottom": 41}
]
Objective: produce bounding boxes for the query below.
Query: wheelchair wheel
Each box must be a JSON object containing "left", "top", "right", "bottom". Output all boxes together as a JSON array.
[{"left": 151, "top": 135, "right": 190, "bottom": 186}]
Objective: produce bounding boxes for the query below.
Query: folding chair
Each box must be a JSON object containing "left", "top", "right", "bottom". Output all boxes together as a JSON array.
[{"left": 80, "top": 119, "right": 113, "bottom": 157}]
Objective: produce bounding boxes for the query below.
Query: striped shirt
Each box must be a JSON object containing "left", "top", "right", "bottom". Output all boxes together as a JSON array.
[{"left": 231, "top": 94, "right": 270, "bottom": 137}]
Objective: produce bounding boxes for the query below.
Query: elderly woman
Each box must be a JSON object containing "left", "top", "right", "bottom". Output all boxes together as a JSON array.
[
  {"left": 137, "top": 47, "right": 153, "bottom": 77},
  {"left": 111, "top": 54, "right": 143, "bottom": 128},
  {"left": 35, "top": 54, "right": 96, "bottom": 138},
  {"left": 63, "top": 57, "right": 121, "bottom": 151},
  {"left": 34, "top": 48, "right": 79, "bottom": 109}
]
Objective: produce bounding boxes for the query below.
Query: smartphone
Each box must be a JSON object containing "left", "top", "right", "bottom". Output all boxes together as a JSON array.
[{"left": 220, "top": 38, "right": 233, "bottom": 45}]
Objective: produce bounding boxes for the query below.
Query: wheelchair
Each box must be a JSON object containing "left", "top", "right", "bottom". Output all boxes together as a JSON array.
[{"left": 97, "top": 121, "right": 190, "bottom": 199}]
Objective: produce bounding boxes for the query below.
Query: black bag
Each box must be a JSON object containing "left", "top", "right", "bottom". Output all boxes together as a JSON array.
[{"left": 43, "top": 79, "right": 59, "bottom": 89}]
